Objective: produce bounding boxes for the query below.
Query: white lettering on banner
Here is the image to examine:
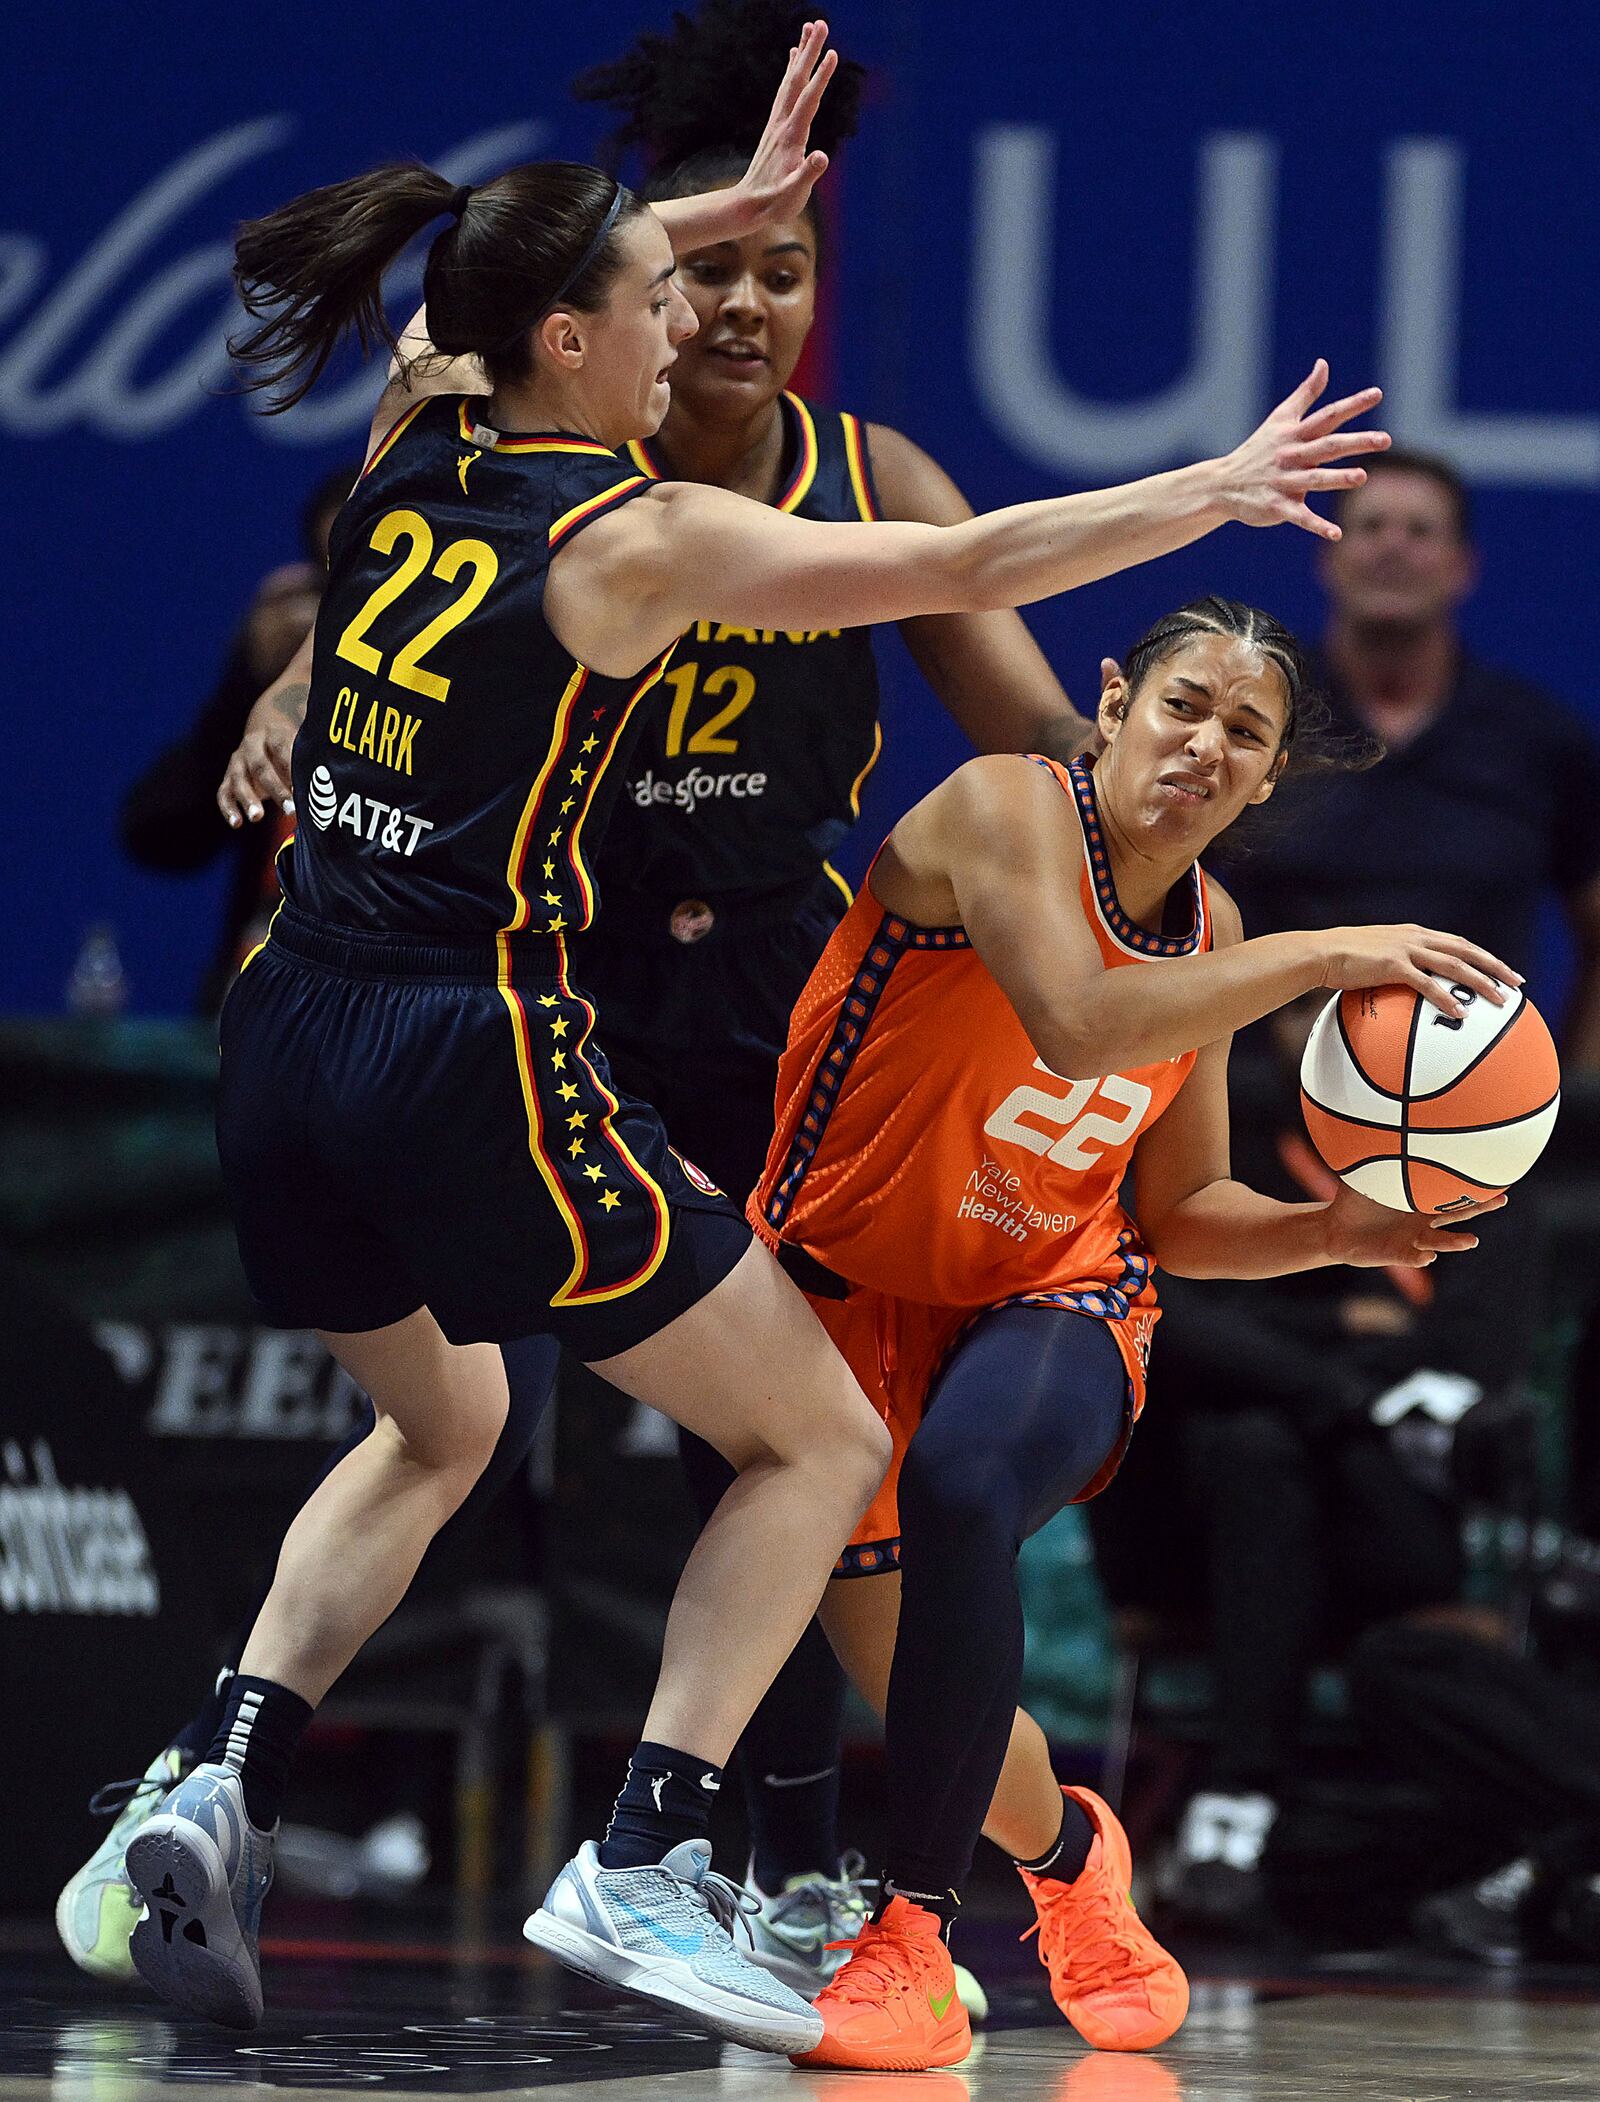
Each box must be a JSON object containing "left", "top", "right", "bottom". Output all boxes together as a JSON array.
[
  {"left": 106, "top": 1323, "right": 368, "bottom": 1441},
  {"left": 0, "top": 120, "right": 542, "bottom": 443},
  {"left": 970, "top": 127, "right": 1598, "bottom": 489},
  {"left": 0, "top": 1439, "right": 160, "bottom": 1617},
  {"left": 970, "top": 127, "right": 1276, "bottom": 477},
  {"left": 1381, "top": 140, "right": 1600, "bottom": 487}
]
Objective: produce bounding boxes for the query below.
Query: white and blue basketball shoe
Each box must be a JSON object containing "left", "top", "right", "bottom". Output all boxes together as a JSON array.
[
  {"left": 56, "top": 1746, "right": 192, "bottom": 1982},
  {"left": 125, "top": 1761, "right": 275, "bottom": 2030},
  {"left": 525, "top": 1838, "right": 824, "bottom": 2054}
]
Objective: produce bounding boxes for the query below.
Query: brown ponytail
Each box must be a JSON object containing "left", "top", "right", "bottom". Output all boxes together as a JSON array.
[{"left": 231, "top": 159, "right": 644, "bottom": 413}]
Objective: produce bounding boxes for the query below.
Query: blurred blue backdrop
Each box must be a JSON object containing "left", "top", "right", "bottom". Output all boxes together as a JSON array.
[{"left": 5, "top": 0, "right": 1596, "bottom": 1012}]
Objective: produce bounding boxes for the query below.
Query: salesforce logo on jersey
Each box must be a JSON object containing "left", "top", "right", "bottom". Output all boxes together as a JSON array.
[
  {"left": 631, "top": 765, "right": 770, "bottom": 812},
  {"left": 0, "top": 1439, "right": 160, "bottom": 1618}
]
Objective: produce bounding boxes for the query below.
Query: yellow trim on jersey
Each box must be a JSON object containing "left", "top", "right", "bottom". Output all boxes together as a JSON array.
[
  {"left": 565, "top": 649, "right": 675, "bottom": 922},
  {"left": 625, "top": 436, "right": 663, "bottom": 481},
  {"left": 549, "top": 476, "right": 648, "bottom": 548},
  {"left": 777, "top": 392, "right": 819, "bottom": 512},
  {"left": 361, "top": 398, "right": 429, "bottom": 478},
  {"left": 840, "top": 411, "right": 877, "bottom": 520},
  {"left": 552, "top": 929, "right": 672, "bottom": 1304},
  {"left": 456, "top": 400, "right": 615, "bottom": 456},
  {"left": 821, "top": 861, "right": 854, "bottom": 910},
  {"left": 501, "top": 666, "right": 588, "bottom": 932},
  {"left": 848, "top": 720, "right": 884, "bottom": 817}
]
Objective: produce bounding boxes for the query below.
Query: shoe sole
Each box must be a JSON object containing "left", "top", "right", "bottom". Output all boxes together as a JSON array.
[
  {"left": 790, "top": 2015, "right": 972, "bottom": 2072},
  {"left": 126, "top": 1817, "right": 263, "bottom": 2030},
  {"left": 523, "top": 1905, "right": 824, "bottom": 2055}
]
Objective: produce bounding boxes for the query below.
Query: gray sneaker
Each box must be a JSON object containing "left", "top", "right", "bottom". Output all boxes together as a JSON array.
[
  {"left": 126, "top": 1762, "right": 274, "bottom": 2030},
  {"left": 57, "top": 1746, "right": 192, "bottom": 1982},
  {"left": 524, "top": 1838, "right": 824, "bottom": 2054}
]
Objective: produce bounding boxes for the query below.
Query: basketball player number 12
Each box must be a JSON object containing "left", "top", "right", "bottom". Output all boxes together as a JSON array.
[{"left": 984, "top": 1063, "right": 1153, "bottom": 1171}]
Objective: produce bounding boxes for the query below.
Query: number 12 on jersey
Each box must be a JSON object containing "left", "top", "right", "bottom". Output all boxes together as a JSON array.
[{"left": 984, "top": 1061, "right": 1153, "bottom": 1171}]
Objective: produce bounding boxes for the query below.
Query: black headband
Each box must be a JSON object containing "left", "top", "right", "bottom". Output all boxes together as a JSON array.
[{"left": 544, "top": 182, "right": 625, "bottom": 314}]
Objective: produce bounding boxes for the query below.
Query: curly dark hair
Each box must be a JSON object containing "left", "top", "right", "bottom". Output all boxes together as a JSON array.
[{"left": 573, "top": 0, "right": 865, "bottom": 261}]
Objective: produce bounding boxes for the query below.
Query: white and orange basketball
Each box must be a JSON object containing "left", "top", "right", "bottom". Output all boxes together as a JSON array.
[{"left": 1299, "top": 978, "right": 1561, "bottom": 1214}]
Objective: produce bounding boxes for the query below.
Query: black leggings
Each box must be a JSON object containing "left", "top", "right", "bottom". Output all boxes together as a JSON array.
[{"left": 881, "top": 1306, "right": 1129, "bottom": 1901}]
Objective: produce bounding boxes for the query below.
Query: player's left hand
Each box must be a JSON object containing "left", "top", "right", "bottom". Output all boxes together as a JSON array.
[
  {"left": 1321, "top": 1180, "right": 1507, "bottom": 1268},
  {"left": 726, "top": 19, "right": 839, "bottom": 231}
]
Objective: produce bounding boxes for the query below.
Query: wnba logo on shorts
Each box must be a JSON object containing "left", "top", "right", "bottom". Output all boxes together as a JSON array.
[
  {"left": 307, "top": 765, "right": 338, "bottom": 829},
  {"left": 673, "top": 1150, "right": 723, "bottom": 1198}
]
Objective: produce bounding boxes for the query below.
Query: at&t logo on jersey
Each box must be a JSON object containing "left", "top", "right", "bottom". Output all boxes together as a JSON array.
[{"left": 307, "top": 765, "right": 435, "bottom": 857}]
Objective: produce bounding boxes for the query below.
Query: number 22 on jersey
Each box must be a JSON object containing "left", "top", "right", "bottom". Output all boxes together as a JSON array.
[
  {"left": 335, "top": 508, "right": 498, "bottom": 703},
  {"left": 984, "top": 1060, "right": 1153, "bottom": 1172}
]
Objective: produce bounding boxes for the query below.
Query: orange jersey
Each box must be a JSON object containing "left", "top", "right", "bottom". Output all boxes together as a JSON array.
[{"left": 753, "top": 756, "right": 1213, "bottom": 1355}]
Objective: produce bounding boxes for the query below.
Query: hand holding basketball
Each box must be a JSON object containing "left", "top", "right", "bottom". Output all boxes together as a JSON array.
[
  {"left": 1320, "top": 1181, "right": 1507, "bottom": 1269},
  {"left": 1311, "top": 924, "right": 1521, "bottom": 1019}
]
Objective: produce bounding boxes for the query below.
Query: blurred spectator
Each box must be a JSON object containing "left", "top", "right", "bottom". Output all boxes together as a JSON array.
[
  {"left": 1229, "top": 448, "right": 1600, "bottom": 1063},
  {"left": 1088, "top": 1008, "right": 1533, "bottom": 1931},
  {"left": 120, "top": 465, "right": 358, "bottom": 1010}
]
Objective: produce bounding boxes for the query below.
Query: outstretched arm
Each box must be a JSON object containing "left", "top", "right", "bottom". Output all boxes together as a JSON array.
[{"left": 549, "top": 363, "right": 1391, "bottom": 675}]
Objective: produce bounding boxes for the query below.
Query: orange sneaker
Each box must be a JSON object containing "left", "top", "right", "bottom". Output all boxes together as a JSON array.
[
  {"left": 790, "top": 1895, "right": 972, "bottom": 2071},
  {"left": 1018, "top": 1786, "right": 1189, "bottom": 2052}
]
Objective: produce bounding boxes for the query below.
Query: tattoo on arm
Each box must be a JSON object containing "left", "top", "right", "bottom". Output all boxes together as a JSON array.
[{"left": 272, "top": 681, "right": 310, "bottom": 727}]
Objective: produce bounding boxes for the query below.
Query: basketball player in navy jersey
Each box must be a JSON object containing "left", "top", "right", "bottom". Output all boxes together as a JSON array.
[{"left": 68, "top": 24, "right": 1390, "bottom": 2055}]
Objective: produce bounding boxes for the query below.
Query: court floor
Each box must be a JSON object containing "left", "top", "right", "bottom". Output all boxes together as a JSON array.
[{"left": 5, "top": 1921, "right": 1600, "bottom": 2102}]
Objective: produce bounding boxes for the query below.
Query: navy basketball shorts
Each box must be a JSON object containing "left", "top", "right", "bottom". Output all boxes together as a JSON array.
[{"left": 216, "top": 906, "right": 751, "bottom": 1359}]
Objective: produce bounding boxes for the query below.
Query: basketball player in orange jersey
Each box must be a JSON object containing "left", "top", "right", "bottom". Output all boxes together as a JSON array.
[{"left": 752, "top": 596, "right": 1517, "bottom": 2070}]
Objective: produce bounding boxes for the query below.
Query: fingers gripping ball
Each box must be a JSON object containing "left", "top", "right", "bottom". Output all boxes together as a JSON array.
[{"left": 1300, "top": 979, "right": 1561, "bottom": 1213}]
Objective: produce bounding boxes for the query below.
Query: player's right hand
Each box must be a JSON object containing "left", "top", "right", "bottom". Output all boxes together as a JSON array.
[
  {"left": 1312, "top": 925, "right": 1522, "bottom": 1019},
  {"left": 1217, "top": 360, "right": 1391, "bottom": 540},
  {"left": 218, "top": 687, "right": 299, "bottom": 827}
]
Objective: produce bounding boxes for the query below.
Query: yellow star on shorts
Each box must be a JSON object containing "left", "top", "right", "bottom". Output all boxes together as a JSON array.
[
  {"left": 568, "top": 1138, "right": 584, "bottom": 1159},
  {"left": 557, "top": 1081, "right": 579, "bottom": 1102},
  {"left": 559, "top": 797, "right": 575, "bottom": 814},
  {"left": 542, "top": 860, "right": 555, "bottom": 879},
  {"left": 567, "top": 1110, "right": 587, "bottom": 1130},
  {"left": 600, "top": 1189, "right": 621, "bottom": 1210},
  {"left": 542, "top": 891, "right": 561, "bottom": 907},
  {"left": 550, "top": 1017, "right": 570, "bottom": 1038},
  {"left": 548, "top": 829, "right": 562, "bottom": 845},
  {"left": 583, "top": 1163, "right": 604, "bottom": 1183},
  {"left": 580, "top": 734, "right": 599, "bottom": 753},
  {"left": 551, "top": 1049, "right": 566, "bottom": 1071},
  {"left": 547, "top": 915, "right": 567, "bottom": 934},
  {"left": 569, "top": 764, "right": 587, "bottom": 785}
]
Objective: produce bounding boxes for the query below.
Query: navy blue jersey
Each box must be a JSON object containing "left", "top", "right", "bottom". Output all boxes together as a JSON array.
[
  {"left": 598, "top": 392, "right": 883, "bottom": 902},
  {"left": 283, "top": 394, "right": 665, "bottom": 941}
]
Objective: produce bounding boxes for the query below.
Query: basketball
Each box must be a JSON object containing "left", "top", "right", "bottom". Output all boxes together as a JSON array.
[{"left": 1299, "top": 979, "right": 1561, "bottom": 1213}]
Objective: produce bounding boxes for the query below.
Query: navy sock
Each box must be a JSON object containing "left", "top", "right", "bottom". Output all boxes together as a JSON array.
[
  {"left": 170, "top": 1665, "right": 237, "bottom": 1767},
  {"left": 874, "top": 1875, "right": 961, "bottom": 1939},
  {"left": 750, "top": 1755, "right": 842, "bottom": 1893},
  {"left": 600, "top": 1742, "right": 724, "bottom": 1869},
  {"left": 204, "top": 1674, "right": 314, "bottom": 1830},
  {"left": 1016, "top": 1797, "right": 1096, "bottom": 1886}
]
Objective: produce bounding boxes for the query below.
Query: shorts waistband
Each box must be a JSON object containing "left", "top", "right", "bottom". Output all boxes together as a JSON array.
[
  {"left": 267, "top": 903, "right": 561, "bottom": 983},
  {"left": 596, "top": 867, "right": 845, "bottom": 939}
]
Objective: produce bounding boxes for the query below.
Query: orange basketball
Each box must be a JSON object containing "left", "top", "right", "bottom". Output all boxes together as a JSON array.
[{"left": 1299, "top": 977, "right": 1561, "bottom": 1213}]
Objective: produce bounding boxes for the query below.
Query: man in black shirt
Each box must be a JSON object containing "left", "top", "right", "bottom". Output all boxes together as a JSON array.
[{"left": 1230, "top": 449, "right": 1600, "bottom": 1058}]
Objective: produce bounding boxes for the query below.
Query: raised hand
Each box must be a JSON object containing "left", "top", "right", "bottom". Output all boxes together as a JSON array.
[
  {"left": 1217, "top": 360, "right": 1391, "bottom": 540},
  {"left": 1322, "top": 1180, "right": 1508, "bottom": 1267},
  {"left": 728, "top": 19, "right": 839, "bottom": 229},
  {"left": 1313, "top": 924, "right": 1523, "bottom": 1020}
]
